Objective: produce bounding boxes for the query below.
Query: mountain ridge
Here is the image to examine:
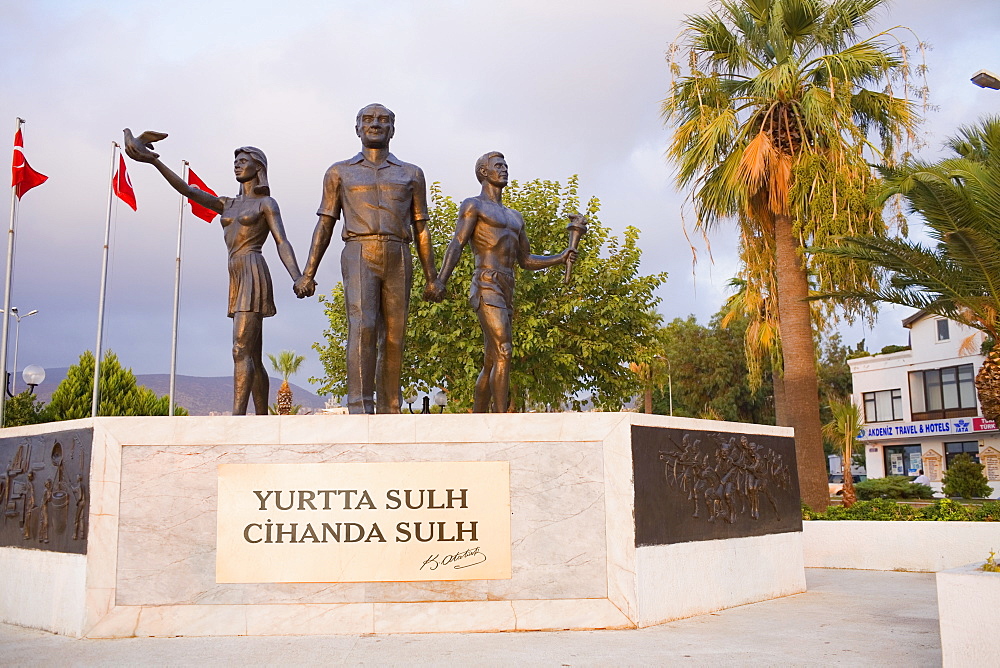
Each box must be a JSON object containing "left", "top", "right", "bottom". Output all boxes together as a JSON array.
[{"left": 23, "top": 368, "right": 331, "bottom": 415}]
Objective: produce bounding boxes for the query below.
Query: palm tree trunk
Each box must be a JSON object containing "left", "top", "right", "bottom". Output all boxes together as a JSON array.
[
  {"left": 644, "top": 387, "right": 653, "bottom": 414},
  {"left": 772, "top": 372, "right": 789, "bottom": 426},
  {"left": 841, "top": 469, "right": 857, "bottom": 507},
  {"left": 773, "top": 212, "right": 829, "bottom": 510}
]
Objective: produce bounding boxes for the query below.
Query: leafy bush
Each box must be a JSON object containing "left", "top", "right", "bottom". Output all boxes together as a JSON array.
[
  {"left": 803, "top": 498, "right": 1000, "bottom": 521},
  {"left": 942, "top": 454, "right": 993, "bottom": 499},
  {"left": 970, "top": 501, "right": 1000, "bottom": 521},
  {"left": 2, "top": 390, "right": 51, "bottom": 427},
  {"left": 918, "top": 499, "right": 973, "bottom": 521},
  {"left": 854, "top": 476, "right": 934, "bottom": 500}
]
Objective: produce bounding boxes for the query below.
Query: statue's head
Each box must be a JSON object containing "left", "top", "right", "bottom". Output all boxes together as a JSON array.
[
  {"left": 356, "top": 103, "right": 395, "bottom": 149},
  {"left": 475, "top": 151, "right": 507, "bottom": 186},
  {"left": 233, "top": 146, "right": 269, "bottom": 196}
]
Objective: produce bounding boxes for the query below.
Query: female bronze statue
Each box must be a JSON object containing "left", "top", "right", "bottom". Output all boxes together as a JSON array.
[{"left": 123, "top": 130, "right": 304, "bottom": 415}]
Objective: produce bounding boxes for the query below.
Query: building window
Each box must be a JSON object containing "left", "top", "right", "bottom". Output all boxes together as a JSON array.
[
  {"left": 863, "top": 389, "right": 903, "bottom": 422},
  {"left": 908, "top": 364, "right": 977, "bottom": 421},
  {"left": 945, "top": 441, "right": 980, "bottom": 467},
  {"left": 884, "top": 444, "right": 923, "bottom": 476},
  {"left": 937, "top": 319, "right": 950, "bottom": 341}
]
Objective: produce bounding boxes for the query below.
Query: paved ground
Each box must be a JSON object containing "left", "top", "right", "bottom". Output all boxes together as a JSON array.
[{"left": 0, "top": 569, "right": 941, "bottom": 667}]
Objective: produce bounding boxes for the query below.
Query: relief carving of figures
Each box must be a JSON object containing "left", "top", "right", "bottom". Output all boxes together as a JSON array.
[
  {"left": 21, "top": 471, "right": 35, "bottom": 540},
  {"left": 38, "top": 478, "right": 52, "bottom": 544},
  {"left": 72, "top": 474, "right": 87, "bottom": 540},
  {"left": 0, "top": 431, "right": 91, "bottom": 553},
  {"left": 659, "top": 432, "right": 792, "bottom": 524}
]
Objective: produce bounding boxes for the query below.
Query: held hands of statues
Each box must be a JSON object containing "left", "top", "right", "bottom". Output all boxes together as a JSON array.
[
  {"left": 123, "top": 128, "right": 168, "bottom": 163},
  {"left": 423, "top": 279, "right": 447, "bottom": 303},
  {"left": 293, "top": 275, "right": 317, "bottom": 298}
]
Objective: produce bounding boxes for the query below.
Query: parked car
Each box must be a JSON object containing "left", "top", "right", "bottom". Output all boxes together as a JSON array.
[{"left": 828, "top": 474, "right": 865, "bottom": 496}]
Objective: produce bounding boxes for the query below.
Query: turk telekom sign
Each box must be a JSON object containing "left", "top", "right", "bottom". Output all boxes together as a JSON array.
[
  {"left": 216, "top": 461, "right": 512, "bottom": 583},
  {"left": 860, "top": 416, "right": 998, "bottom": 441}
]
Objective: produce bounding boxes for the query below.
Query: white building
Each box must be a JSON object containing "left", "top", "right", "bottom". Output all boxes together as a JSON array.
[{"left": 849, "top": 311, "right": 1000, "bottom": 498}]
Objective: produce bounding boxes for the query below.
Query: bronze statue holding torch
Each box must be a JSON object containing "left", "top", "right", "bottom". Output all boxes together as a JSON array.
[{"left": 425, "top": 151, "right": 582, "bottom": 412}]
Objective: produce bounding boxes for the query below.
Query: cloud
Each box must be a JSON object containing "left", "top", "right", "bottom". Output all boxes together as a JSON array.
[{"left": 0, "top": 0, "right": 996, "bottom": 386}]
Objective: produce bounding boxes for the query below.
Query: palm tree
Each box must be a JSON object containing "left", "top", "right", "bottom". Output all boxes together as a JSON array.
[
  {"left": 268, "top": 350, "right": 305, "bottom": 415},
  {"left": 662, "top": 0, "right": 921, "bottom": 509},
  {"left": 815, "top": 117, "right": 1000, "bottom": 419},
  {"left": 822, "top": 399, "right": 863, "bottom": 507},
  {"left": 629, "top": 355, "right": 670, "bottom": 414}
]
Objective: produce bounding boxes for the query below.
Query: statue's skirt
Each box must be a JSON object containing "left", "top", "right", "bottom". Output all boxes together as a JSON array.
[{"left": 228, "top": 251, "right": 275, "bottom": 318}]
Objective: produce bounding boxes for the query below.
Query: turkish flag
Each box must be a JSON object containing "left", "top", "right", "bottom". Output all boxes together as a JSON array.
[
  {"left": 112, "top": 153, "right": 137, "bottom": 211},
  {"left": 11, "top": 128, "right": 48, "bottom": 199},
  {"left": 187, "top": 168, "right": 218, "bottom": 223}
]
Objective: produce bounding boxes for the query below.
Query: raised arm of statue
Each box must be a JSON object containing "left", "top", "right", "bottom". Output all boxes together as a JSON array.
[{"left": 122, "top": 128, "right": 223, "bottom": 215}]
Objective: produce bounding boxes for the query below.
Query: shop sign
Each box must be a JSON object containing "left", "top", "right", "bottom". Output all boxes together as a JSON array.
[{"left": 861, "top": 416, "right": 997, "bottom": 441}]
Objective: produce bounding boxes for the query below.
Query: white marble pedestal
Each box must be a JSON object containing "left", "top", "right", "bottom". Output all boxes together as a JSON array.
[{"left": 0, "top": 413, "right": 805, "bottom": 637}]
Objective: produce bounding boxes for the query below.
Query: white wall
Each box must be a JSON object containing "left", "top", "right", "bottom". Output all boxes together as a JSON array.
[{"left": 803, "top": 521, "right": 1000, "bottom": 572}]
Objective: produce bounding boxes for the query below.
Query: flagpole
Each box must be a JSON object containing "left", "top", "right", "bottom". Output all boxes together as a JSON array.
[
  {"left": 168, "top": 161, "right": 188, "bottom": 416},
  {"left": 92, "top": 141, "right": 118, "bottom": 417},
  {"left": 0, "top": 117, "right": 25, "bottom": 426}
]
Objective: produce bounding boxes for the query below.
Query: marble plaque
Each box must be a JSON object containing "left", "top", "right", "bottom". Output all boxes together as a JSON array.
[{"left": 217, "top": 461, "right": 512, "bottom": 583}]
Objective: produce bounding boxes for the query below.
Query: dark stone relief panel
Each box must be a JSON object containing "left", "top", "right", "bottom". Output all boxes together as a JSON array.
[
  {"left": 632, "top": 425, "right": 802, "bottom": 547},
  {"left": 0, "top": 428, "right": 92, "bottom": 554}
]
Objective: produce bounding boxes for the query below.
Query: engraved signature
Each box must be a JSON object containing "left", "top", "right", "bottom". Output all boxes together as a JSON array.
[{"left": 420, "top": 546, "right": 487, "bottom": 571}]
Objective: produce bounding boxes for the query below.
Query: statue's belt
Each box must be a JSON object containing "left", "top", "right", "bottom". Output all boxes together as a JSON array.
[{"left": 344, "top": 234, "right": 409, "bottom": 243}]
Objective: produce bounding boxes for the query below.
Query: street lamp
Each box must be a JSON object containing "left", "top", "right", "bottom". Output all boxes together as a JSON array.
[
  {"left": 972, "top": 70, "right": 1000, "bottom": 90},
  {"left": 404, "top": 391, "right": 419, "bottom": 414},
  {"left": 0, "top": 307, "right": 38, "bottom": 395},
  {"left": 434, "top": 390, "right": 448, "bottom": 414},
  {"left": 22, "top": 365, "right": 44, "bottom": 395}
]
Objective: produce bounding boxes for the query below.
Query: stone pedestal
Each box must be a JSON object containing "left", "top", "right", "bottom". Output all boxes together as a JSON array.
[{"left": 0, "top": 413, "right": 805, "bottom": 637}]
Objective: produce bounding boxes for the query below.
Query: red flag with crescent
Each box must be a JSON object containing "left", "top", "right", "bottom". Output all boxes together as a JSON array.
[
  {"left": 11, "top": 128, "right": 48, "bottom": 199},
  {"left": 112, "top": 153, "right": 137, "bottom": 211},
  {"left": 186, "top": 168, "right": 218, "bottom": 223}
]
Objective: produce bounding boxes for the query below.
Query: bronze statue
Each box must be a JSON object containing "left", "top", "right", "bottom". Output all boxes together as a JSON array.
[
  {"left": 425, "top": 152, "right": 577, "bottom": 412},
  {"left": 294, "top": 104, "right": 437, "bottom": 414},
  {"left": 123, "top": 131, "right": 305, "bottom": 415}
]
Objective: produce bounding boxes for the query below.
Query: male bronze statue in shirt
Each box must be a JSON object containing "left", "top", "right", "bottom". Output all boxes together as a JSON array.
[{"left": 295, "top": 103, "right": 437, "bottom": 414}]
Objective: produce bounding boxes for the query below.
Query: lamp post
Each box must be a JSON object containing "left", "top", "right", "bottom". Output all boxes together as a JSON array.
[
  {"left": 434, "top": 390, "right": 448, "bottom": 414},
  {"left": 22, "top": 364, "right": 44, "bottom": 395},
  {"left": 404, "top": 391, "right": 418, "bottom": 414},
  {"left": 0, "top": 306, "right": 38, "bottom": 395},
  {"left": 971, "top": 69, "right": 1000, "bottom": 90}
]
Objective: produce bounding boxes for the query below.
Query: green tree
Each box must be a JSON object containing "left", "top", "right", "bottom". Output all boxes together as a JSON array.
[
  {"left": 47, "top": 350, "right": 187, "bottom": 419},
  {"left": 817, "top": 332, "right": 854, "bottom": 439},
  {"left": 942, "top": 454, "right": 993, "bottom": 499},
  {"left": 652, "top": 312, "right": 776, "bottom": 424},
  {"left": 662, "top": 0, "right": 922, "bottom": 509},
  {"left": 814, "top": 117, "right": 1000, "bottom": 420},
  {"left": 2, "top": 390, "right": 51, "bottom": 427},
  {"left": 312, "top": 178, "right": 666, "bottom": 412},
  {"left": 268, "top": 350, "right": 305, "bottom": 415},
  {"left": 822, "top": 399, "right": 863, "bottom": 507}
]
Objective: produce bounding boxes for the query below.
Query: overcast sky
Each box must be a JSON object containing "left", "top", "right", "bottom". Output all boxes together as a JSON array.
[{"left": 1, "top": 0, "right": 998, "bottom": 390}]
